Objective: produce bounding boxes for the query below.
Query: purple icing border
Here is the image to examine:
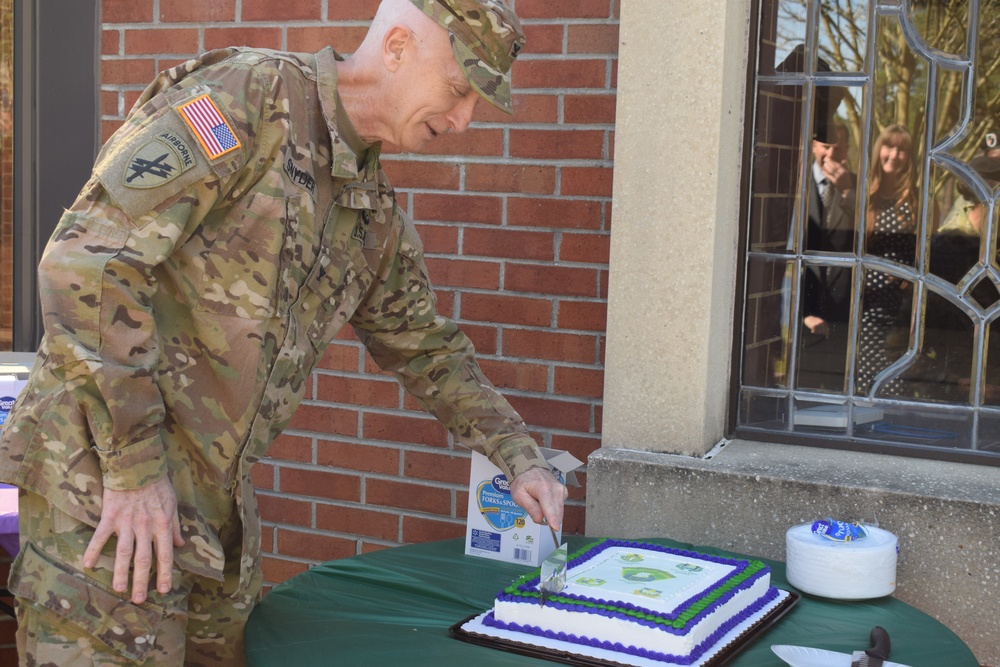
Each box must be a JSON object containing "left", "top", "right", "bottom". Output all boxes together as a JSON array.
[
  {"left": 483, "top": 586, "right": 781, "bottom": 665},
  {"left": 501, "top": 539, "right": 767, "bottom": 633}
]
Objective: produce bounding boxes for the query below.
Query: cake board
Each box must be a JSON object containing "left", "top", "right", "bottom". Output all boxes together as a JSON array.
[{"left": 450, "top": 589, "right": 798, "bottom": 667}]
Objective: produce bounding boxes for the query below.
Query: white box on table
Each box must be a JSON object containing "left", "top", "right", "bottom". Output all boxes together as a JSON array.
[
  {"left": 0, "top": 354, "right": 33, "bottom": 436},
  {"left": 464, "top": 448, "right": 583, "bottom": 567}
]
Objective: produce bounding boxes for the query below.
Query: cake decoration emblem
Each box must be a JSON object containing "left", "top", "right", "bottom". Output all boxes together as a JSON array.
[
  {"left": 634, "top": 587, "right": 663, "bottom": 599},
  {"left": 622, "top": 567, "right": 673, "bottom": 583},
  {"left": 576, "top": 577, "right": 605, "bottom": 587}
]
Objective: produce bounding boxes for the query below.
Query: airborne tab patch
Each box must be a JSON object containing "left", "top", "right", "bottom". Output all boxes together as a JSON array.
[
  {"left": 178, "top": 94, "right": 241, "bottom": 160},
  {"left": 124, "top": 132, "right": 196, "bottom": 189}
]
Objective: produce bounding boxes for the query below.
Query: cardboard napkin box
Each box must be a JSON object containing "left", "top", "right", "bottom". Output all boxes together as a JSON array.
[
  {"left": 0, "top": 354, "right": 33, "bottom": 436},
  {"left": 465, "top": 447, "right": 583, "bottom": 566}
]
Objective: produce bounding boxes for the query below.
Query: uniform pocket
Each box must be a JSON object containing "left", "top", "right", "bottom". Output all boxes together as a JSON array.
[
  {"left": 296, "top": 206, "right": 374, "bottom": 348},
  {"left": 9, "top": 541, "right": 165, "bottom": 663},
  {"left": 37, "top": 212, "right": 130, "bottom": 358},
  {"left": 197, "top": 193, "right": 299, "bottom": 319}
]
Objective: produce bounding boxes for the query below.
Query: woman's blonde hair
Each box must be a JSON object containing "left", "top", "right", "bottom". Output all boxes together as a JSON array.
[{"left": 866, "top": 123, "right": 917, "bottom": 233}]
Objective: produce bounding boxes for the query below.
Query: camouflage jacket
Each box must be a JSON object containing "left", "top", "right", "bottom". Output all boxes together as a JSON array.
[{"left": 0, "top": 47, "right": 547, "bottom": 585}]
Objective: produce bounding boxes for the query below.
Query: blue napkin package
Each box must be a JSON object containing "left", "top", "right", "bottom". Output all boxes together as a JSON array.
[{"left": 811, "top": 518, "right": 869, "bottom": 542}]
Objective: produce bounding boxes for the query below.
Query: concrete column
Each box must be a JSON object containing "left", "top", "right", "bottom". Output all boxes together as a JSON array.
[{"left": 604, "top": 0, "right": 749, "bottom": 455}]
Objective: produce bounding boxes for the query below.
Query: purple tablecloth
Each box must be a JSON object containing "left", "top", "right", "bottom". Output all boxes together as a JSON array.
[{"left": 0, "top": 483, "right": 18, "bottom": 557}]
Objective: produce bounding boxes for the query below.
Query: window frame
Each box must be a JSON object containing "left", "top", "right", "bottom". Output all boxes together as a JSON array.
[{"left": 9, "top": 0, "right": 99, "bottom": 350}]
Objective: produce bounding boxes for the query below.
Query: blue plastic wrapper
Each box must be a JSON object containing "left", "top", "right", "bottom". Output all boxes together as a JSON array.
[{"left": 811, "top": 518, "right": 869, "bottom": 542}]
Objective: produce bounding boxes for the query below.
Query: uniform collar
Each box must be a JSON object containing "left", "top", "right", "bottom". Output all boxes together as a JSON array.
[{"left": 316, "top": 47, "right": 377, "bottom": 182}]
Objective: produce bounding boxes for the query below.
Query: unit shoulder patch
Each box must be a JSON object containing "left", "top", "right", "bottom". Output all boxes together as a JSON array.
[
  {"left": 96, "top": 113, "right": 215, "bottom": 224},
  {"left": 124, "top": 131, "right": 196, "bottom": 189}
]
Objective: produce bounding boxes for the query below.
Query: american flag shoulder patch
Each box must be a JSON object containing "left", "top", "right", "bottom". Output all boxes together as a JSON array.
[{"left": 177, "top": 94, "right": 241, "bottom": 160}]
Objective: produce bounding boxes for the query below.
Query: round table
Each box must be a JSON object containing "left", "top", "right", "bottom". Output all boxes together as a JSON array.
[{"left": 245, "top": 536, "right": 978, "bottom": 666}]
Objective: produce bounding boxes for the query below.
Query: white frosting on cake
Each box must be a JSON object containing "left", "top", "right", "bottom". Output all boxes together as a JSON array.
[{"left": 490, "top": 541, "right": 774, "bottom": 663}]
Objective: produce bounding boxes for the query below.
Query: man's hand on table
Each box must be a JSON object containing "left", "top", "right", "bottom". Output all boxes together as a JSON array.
[
  {"left": 510, "top": 467, "right": 569, "bottom": 531},
  {"left": 83, "top": 476, "right": 185, "bottom": 604}
]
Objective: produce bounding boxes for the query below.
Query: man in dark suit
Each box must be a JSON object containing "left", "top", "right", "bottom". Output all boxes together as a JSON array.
[{"left": 799, "top": 119, "right": 857, "bottom": 390}]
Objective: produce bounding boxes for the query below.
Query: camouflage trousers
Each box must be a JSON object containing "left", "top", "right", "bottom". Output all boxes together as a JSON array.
[{"left": 9, "top": 490, "right": 262, "bottom": 666}]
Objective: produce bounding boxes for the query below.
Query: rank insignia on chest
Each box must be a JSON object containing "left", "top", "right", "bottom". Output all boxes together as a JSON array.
[
  {"left": 352, "top": 210, "right": 379, "bottom": 248},
  {"left": 124, "top": 132, "right": 196, "bottom": 189}
]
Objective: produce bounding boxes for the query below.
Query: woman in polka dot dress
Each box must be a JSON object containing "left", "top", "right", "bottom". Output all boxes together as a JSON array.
[{"left": 858, "top": 124, "right": 917, "bottom": 396}]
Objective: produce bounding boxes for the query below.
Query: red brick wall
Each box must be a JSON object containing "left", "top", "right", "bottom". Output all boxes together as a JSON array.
[{"left": 100, "top": 0, "right": 616, "bottom": 587}]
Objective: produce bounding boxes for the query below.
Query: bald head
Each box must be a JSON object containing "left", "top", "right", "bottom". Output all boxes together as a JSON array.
[
  {"left": 357, "top": 0, "right": 524, "bottom": 115},
  {"left": 369, "top": 0, "right": 437, "bottom": 36},
  {"left": 336, "top": 0, "right": 481, "bottom": 151},
  {"left": 337, "top": 0, "right": 523, "bottom": 150},
  {"left": 354, "top": 0, "right": 447, "bottom": 64}
]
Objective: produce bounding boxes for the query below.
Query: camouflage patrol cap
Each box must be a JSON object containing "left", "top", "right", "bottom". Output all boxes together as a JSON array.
[{"left": 410, "top": 0, "right": 525, "bottom": 114}]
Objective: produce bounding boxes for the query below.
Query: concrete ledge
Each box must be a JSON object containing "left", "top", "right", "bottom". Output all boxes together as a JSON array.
[{"left": 586, "top": 441, "right": 1000, "bottom": 664}]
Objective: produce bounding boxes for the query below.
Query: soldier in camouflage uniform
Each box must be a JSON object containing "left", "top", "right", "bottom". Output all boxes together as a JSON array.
[{"left": 0, "top": 0, "right": 566, "bottom": 664}]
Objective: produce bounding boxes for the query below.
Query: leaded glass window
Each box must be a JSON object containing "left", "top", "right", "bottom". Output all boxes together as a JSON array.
[{"left": 739, "top": 0, "right": 1000, "bottom": 461}]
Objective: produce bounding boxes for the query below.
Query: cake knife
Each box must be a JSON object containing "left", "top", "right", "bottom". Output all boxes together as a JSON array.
[
  {"left": 538, "top": 524, "right": 567, "bottom": 605},
  {"left": 772, "top": 645, "right": 912, "bottom": 667},
  {"left": 773, "top": 626, "right": 908, "bottom": 667}
]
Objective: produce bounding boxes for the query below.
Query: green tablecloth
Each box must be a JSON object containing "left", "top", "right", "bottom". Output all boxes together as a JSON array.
[{"left": 245, "top": 537, "right": 978, "bottom": 666}]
